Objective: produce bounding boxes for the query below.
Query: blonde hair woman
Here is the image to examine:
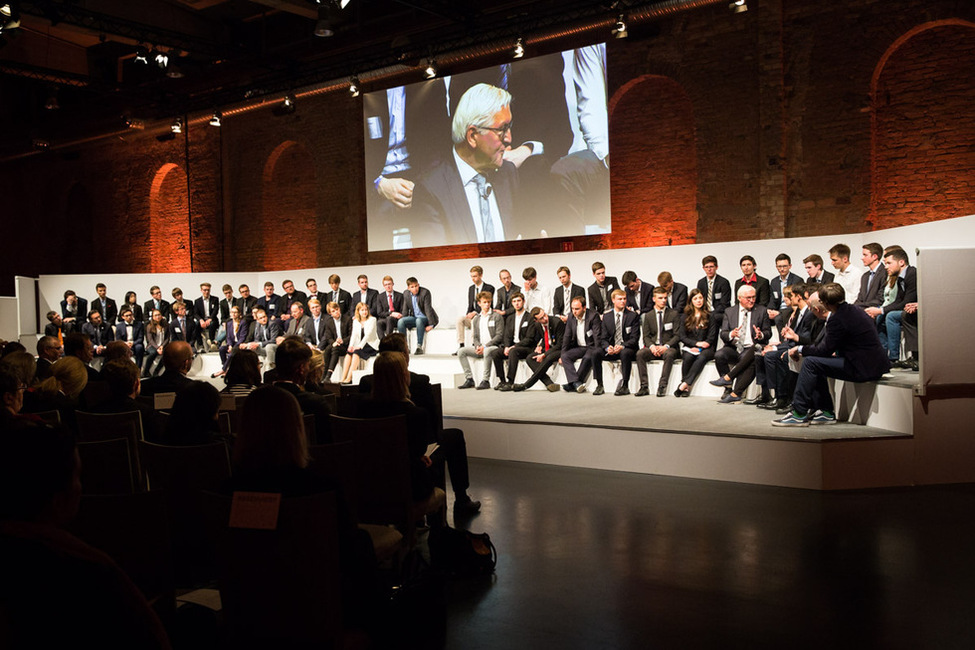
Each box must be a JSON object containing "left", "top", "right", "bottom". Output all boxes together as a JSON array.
[{"left": 338, "top": 302, "right": 379, "bottom": 384}]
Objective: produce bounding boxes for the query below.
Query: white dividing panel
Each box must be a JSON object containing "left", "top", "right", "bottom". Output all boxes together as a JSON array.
[
  {"left": 0, "top": 297, "right": 17, "bottom": 342},
  {"left": 15, "top": 276, "right": 37, "bottom": 338},
  {"left": 916, "top": 246, "right": 975, "bottom": 391}
]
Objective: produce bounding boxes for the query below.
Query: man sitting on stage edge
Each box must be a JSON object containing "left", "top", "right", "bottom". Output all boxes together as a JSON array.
[{"left": 773, "top": 283, "right": 891, "bottom": 427}]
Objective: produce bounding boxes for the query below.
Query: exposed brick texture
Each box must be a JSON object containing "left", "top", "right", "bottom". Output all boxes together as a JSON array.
[{"left": 1, "top": 0, "right": 973, "bottom": 294}]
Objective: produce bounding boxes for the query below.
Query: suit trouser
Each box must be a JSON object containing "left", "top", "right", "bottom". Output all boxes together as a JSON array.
[
  {"left": 506, "top": 346, "right": 534, "bottom": 383},
  {"left": 256, "top": 342, "right": 278, "bottom": 368},
  {"left": 428, "top": 427, "right": 471, "bottom": 496},
  {"left": 561, "top": 347, "right": 594, "bottom": 384},
  {"left": 456, "top": 316, "right": 473, "bottom": 344},
  {"left": 522, "top": 349, "right": 560, "bottom": 388},
  {"left": 715, "top": 346, "right": 758, "bottom": 395},
  {"left": 377, "top": 316, "right": 399, "bottom": 339},
  {"left": 321, "top": 345, "right": 345, "bottom": 373},
  {"left": 680, "top": 347, "right": 715, "bottom": 386},
  {"left": 792, "top": 356, "right": 855, "bottom": 415},
  {"left": 458, "top": 345, "right": 498, "bottom": 381},
  {"left": 636, "top": 347, "right": 677, "bottom": 388},
  {"left": 764, "top": 348, "right": 797, "bottom": 400}
]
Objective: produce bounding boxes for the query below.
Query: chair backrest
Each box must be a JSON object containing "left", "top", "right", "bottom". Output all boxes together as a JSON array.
[
  {"left": 219, "top": 392, "right": 237, "bottom": 411},
  {"left": 303, "top": 413, "right": 316, "bottom": 443},
  {"left": 430, "top": 382, "right": 444, "bottom": 438},
  {"left": 153, "top": 392, "right": 177, "bottom": 410},
  {"left": 200, "top": 491, "right": 343, "bottom": 647},
  {"left": 328, "top": 414, "right": 411, "bottom": 529},
  {"left": 75, "top": 410, "right": 146, "bottom": 491},
  {"left": 336, "top": 393, "right": 363, "bottom": 418},
  {"left": 81, "top": 380, "right": 112, "bottom": 409},
  {"left": 77, "top": 438, "right": 136, "bottom": 495},
  {"left": 217, "top": 411, "right": 232, "bottom": 437},
  {"left": 308, "top": 441, "right": 358, "bottom": 519},
  {"left": 69, "top": 490, "right": 176, "bottom": 625}
]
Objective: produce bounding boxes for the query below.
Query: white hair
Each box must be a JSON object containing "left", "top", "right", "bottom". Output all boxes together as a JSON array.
[
  {"left": 451, "top": 83, "right": 512, "bottom": 145},
  {"left": 737, "top": 284, "right": 756, "bottom": 298}
]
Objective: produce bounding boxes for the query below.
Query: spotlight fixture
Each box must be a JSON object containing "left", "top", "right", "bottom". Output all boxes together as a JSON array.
[
  {"left": 154, "top": 51, "right": 169, "bottom": 69},
  {"left": 349, "top": 76, "right": 360, "bottom": 97},
  {"left": 171, "top": 117, "right": 183, "bottom": 134},
  {"left": 0, "top": 4, "right": 11, "bottom": 17},
  {"left": 613, "top": 14, "right": 628, "bottom": 39},
  {"left": 423, "top": 59, "right": 437, "bottom": 79},
  {"left": 32, "top": 138, "right": 50, "bottom": 150},
  {"left": 209, "top": 110, "right": 222, "bottom": 127},
  {"left": 513, "top": 38, "right": 525, "bottom": 59},
  {"left": 272, "top": 95, "right": 297, "bottom": 116},
  {"left": 134, "top": 44, "right": 149, "bottom": 65},
  {"left": 314, "top": 5, "right": 333, "bottom": 37},
  {"left": 730, "top": 0, "right": 747, "bottom": 13},
  {"left": 124, "top": 116, "right": 145, "bottom": 130}
]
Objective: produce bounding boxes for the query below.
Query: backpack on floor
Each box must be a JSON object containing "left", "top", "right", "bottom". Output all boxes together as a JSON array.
[{"left": 429, "top": 527, "right": 497, "bottom": 577}]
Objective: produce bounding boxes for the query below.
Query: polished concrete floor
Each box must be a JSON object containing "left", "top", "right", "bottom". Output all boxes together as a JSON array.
[{"left": 447, "top": 459, "right": 975, "bottom": 649}]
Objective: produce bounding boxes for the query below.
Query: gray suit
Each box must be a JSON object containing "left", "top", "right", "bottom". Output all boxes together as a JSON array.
[{"left": 457, "top": 311, "right": 504, "bottom": 382}]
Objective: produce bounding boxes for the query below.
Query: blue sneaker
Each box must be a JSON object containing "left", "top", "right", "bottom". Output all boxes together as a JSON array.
[
  {"left": 772, "top": 412, "right": 810, "bottom": 427},
  {"left": 809, "top": 410, "right": 837, "bottom": 425},
  {"left": 718, "top": 393, "right": 742, "bottom": 404},
  {"left": 709, "top": 376, "right": 732, "bottom": 387}
]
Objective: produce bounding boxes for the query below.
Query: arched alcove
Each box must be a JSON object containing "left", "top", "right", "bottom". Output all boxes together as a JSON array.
[
  {"left": 869, "top": 20, "right": 975, "bottom": 229},
  {"left": 149, "top": 163, "right": 191, "bottom": 272},
  {"left": 261, "top": 140, "right": 318, "bottom": 271},
  {"left": 608, "top": 74, "right": 699, "bottom": 246}
]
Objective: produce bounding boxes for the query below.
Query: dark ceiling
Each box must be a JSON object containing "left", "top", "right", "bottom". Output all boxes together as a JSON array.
[{"left": 0, "top": 0, "right": 687, "bottom": 156}]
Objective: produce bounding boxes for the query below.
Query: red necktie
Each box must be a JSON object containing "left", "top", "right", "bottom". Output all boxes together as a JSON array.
[
  {"left": 388, "top": 293, "right": 393, "bottom": 310},
  {"left": 543, "top": 326, "right": 550, "bottom": 351}
]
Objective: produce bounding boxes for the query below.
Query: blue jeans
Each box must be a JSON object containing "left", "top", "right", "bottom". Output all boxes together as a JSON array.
[
  {"left": 397, "top": 316, "right": 429, "bottom": 345},
  {"left": 877, "top": 311, "right": 903, "bottom": 360}
]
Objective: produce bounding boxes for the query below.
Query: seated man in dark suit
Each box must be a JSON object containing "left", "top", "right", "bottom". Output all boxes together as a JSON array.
[
  {"left": 193, "top": 282, "right": 221, "bottom": 350},
  {"left": 774, "top": 283, "right": 891, "bottom": 426},
  {"left": 35, "top": 336, "right": 62, "bottom": 381},
  {"left": 767, "top": 253, "right": 804, "bottom": 323},
  {"left": 455, "top": 265, "right": 495, "bottom": 352},
  {"left": 621, "top": 270, "right": 653, "bottom": 315},
  {"left": 304, "top": 278, "right": 328, "bottom": 307},
  {"left": 351, "top": 275, "right": 380, "bottom": 317},
  {"left": 140, "top": 341, "right": 195, "bottom": 396},
  {"left": 697, "top": 255, "right": 732, "bottom": 316},
  {"left": 257, "top": 281, "right": 284, "bottom": 321},
  {"left": 734, "top": 255, "right": 771, "bottom": 308},
  {"left": 326, "top": 274, "right": 353, "bottom": 316},
  {"left": 63, "top": 333, "right": 101, "bottom": 383},
  {"left": 93, "top": 359, "right": 160, "bottom": 442},
  {"left": 513, "top": 308, "right": 564, "bottom": 392},
  {"left": 272, "top": 336, "right": 333, "bottom": 445},
  {"left": 711, "top": 285, "right": 772, "bottom": 404},
  {"left": 239, "top": 306, "right": 281, "bottom": 370},
  {"left": 553, "top": 266, "right": 587, "bottom": 322},
  {"left": 493, "top": 269, "right": 517, "bottom": 318},
  {"left": 803, "top": 253, "right": 835, "bottom": 285},
  {"left": 320, "top": 301, "right": 352, "bottom": 383},
  {"left": 81, "top": 310, "right": 114, "bottom": 358},
  {"left": 277, "top": 302, "right": 311, "bottom": 344},
  {"left": 59, "top": 290, "right": 87, "bottom": 329},
  {"left": 166, "top": 302, "right": 198, "bottom": 351},
  {"left": 760, "top": 284, "right": 826, "bottom": 413},
  {"left": 374, "top": 275, "right": 405, "bottom": 339},
  {"left": 397, "top": 277, "right": 439, "bottom": 355},
  {"left": 853, "top": 242, "right": 886, "bottom": 310},
  {"left": 635, "top": 287, "right": 681, "bottom": 397},
  {"left": 597, "top": 290, "right": 641, "bottom": 396},
  {"left": 656, "top": 271, "right": 688, "bottom": 315},
  {"left": 90, "top": 283, "right": 118, "bottom": 325},
  {"left": 587, "top": 261, "right": 620, "bottom": 315},
  {"left": 560, "top": 296, "right": 603, "bottom": 394},
  {"left": 279, "top": 279, "right": 308, "bottom": 324},
  {"left": 143, "top": 285, "right": 172, "bottom": 323},
  {"left": 494, "top": 293, "right": 536, "bottom": 391},
  {"left": 115, "top": 307, "right": 145, "bottom": 368},
  {"left": 44, "top": 311, "right": 75, "bottom": 341},
  {"left": 359, "top": 333, "right": 480, "bottom": 514}
]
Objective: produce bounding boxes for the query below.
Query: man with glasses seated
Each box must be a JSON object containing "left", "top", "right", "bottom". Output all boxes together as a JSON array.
[{"left": 410, "top": 83, "right": 521, "bottom": 247}]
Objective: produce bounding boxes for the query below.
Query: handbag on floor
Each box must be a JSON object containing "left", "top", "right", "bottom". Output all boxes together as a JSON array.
[{"left": 429, "top": 526, "right": 497, "bottom": 577}]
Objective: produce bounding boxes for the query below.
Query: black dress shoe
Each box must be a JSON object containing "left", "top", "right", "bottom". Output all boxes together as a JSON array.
[
  {"left": 743, "top": 395, "right": 771, "bottom": 406},
  {"left": 908, "top": 358, "right": 919, "bottom": 371},
  {"left": 615, "top": 386, "right": 630, "bottom": 396},
  {"left": 454, "top": 496, "right": 481, "bottom": 515},
  {"left": 458, "top": 378, "right": 475, "bottom": 389},
  {"left": 498, "top": 383, "right": 513, "bottom": 392},
  {"left": 513, "top": 383, "right": 527, "bottom": 392},
  {"left": 656, "top": 386, "right": 667, "bottom": 397},
  {"left": 757, "top": 400, "right": 778, "bottom": 410},
  {"left": 593, "top": 385, "right": 604, "bottom": 396},
  {"left": 635, "top": 386, "right": 650, "bottom": 397},
  {"left": 414, "top": 347, "right": 424, "bottom": 355},
  {"left": 681, "top": 389, "right": 691, "bottom": 397},
  {"left": 476, "top": 380, "right": 491, "bottom": 390},
  {"left": 709, "top": 376, "right": 732, "bottom": 387},
  {"left": 775, "top": 402, "right": 793, "bottom": 415}
]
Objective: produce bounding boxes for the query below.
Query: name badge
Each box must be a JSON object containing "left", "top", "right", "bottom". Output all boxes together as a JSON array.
[
  {"left": 715, "top": 292, "right": 723, "bottom": 299},
  {"left": 175, "top": 327, "right": 182, "bottom": 333},
  {"left": 586, "top": 330, "right": 593, "bottom": 337},
  {"left": 773, "top": 291, "right": 779, "bottom": 299},
  {"left": 625, "top": 326, "right": 632, "bottom": 334},
  {"left": 664, "top": 323, "right": 673, "bottom": 331}
]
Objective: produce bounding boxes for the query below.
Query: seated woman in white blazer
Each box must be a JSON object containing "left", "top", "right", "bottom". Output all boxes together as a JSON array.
[{"left": 338, "top": 302, "right": 380, "bottom": 384}]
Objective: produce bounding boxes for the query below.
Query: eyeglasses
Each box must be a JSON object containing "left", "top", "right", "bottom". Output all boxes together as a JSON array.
[{"left": 476, "top": 122, "right": 512, "bottom": 138}]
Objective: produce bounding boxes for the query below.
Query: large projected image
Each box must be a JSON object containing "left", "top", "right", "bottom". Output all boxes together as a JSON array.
[{"left": 363, "top": 44, "right": 610, "bottom": 251}]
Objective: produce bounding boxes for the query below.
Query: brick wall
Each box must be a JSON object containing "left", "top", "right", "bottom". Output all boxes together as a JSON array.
[{"left": 1, "top": 0, "right": 974, "bottom": 295}]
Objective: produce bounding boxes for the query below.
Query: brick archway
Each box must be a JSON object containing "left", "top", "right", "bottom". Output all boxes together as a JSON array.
[
  {"left": 869, "top": 20, "right": 975, "bottom": 229},
  {"left": 261, "top": 140, "right": 318, "bottom": 271},
  {"left": 149, "top": 163, "right": 191, "bottom": 272}
]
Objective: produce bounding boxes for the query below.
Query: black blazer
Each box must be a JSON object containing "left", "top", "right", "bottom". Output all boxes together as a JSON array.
[
  {"left": 257, "top": 294, "right": 285, "bottom": 320},
  {"left": 465, "top": 283, "right": 496, "bottom": 314},
  {"left": 323, "top": 314, "right": 353, "bottom": 347},
  {"left": 667, "top": 282, "right": 688, "bottom": 315},
  {"left": 81, "top": 321, "right": 114, "bottom": 347},
  {"left": 599, "top": 309, "right": 640, "bottom": 350},
  {"left": 720, "top": 305, "right": 772, "bottom": 348},
  {"left": 193, "top": 296, "right": 220, "bottom": 323},
  {"left": 494, "top": 284, "right": 518, "bottom": 316},
  {"left": 247, "top": 319, "right": 282, "bottom": 346},
  {"left": 524, "top": 317, "right": 565, "bottom": 352},
  {"left": 90, "top": 297, "right": 118, "bottom": 324},
  {"left": 854, "top": 266, "right": 885, "bottom": 309},
  {"left": 374, "top": 290, "right": 405, "bottom": 320},
  {"left": 304, "top": 315, "right": 331, "bottom": 349},
  {"left": 552, "top": 283, "right": 587, "bottom": 317},
  {"left": 884, "top": 266, "right": 918, "bottom": 314},
  {"left": 324, "top": 289, "right": 353, "bottom": 316},
  {"left": 282, "top": 290, "right": 309, "bottom": 314},
  {"left": 680, "top": 316, "right": 719, "bottom": 349},
  {"left": 218, "top": 297, "right": 234, "bottom": 323},
  {"left": 168, "top": 316, "right": 198, "bottom": 344},
  {"left": 501, "top": 311, "right": 535, "bottom": 349},
  {"left": 734, "top": 275, "right": 771, "bottom": 308},
  {"left": 352, "top": 288, "right": 380, "bottom": 315},
  {"left": 144, "top": 298, "right": 172, "bottom": 322},
  {"left": 118, "top": 303, "right": 144, "bottom": 323},
  {"left": 401, "top": 287, "right": 439, "bottom": 328},
  {"left": 562, "top": 309, "right": 602, "bottom": 351},
  {"left": 60, "top": 297, "right": 88, "bottom": 322},
  {"left": 235, "top": 296, "right": 259, "bottom": 323},
  {"left": 587, "top": 277, "right": 621, "bottom": 314},
  {"left": 624, "top": 281, "right": 654, "bottom": 315},
  {"left": 801, "top": 303, "right": 890, "bottom": 381},
  {"left": 697, "top": 274, "right": 732, "bottom": 315},
  {"left": 809, "top": 270, "right": 836, "bottom": 285},
  {"left": 641, "top": 308, "right": 682, "bottom": 349},
  {"left": 115, "top": 320, "right": 145, "bottom": 345},
  {"left": 768, "top": 273, "right": 803, "bottom": 310}
]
